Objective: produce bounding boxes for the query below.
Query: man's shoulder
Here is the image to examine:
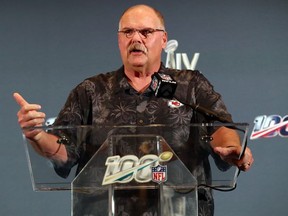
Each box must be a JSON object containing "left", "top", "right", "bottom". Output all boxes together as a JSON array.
[
  {"left": 72, "top": 68, "right": 123, "bottom": 92},
  {"left": 163, "top": 67, "right": 204, "bottom": 82},
  {"left": 85, "top": 70, "right": 118, "bottom": 82}
]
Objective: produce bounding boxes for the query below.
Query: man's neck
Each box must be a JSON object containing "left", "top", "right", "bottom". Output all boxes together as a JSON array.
[
  {"left": 125, "top": 71, "right": 152, "bottom": 93},
  {"left": 124, "top": 65, "right": 158, "bottom": 93}
]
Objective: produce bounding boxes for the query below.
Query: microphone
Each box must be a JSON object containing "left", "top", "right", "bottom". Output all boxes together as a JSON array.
[
  {"left": 150, "top": 72, "right": 231, "bottom": 123},
  {"left": 189, "top": 102, "right": 231, "bottom": 123},
  {"left": 150, "top": 72, "right": 177, "bottom": 99}
]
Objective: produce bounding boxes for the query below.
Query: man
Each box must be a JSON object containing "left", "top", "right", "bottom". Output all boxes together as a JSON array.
[{"left": 14, "top": 4, "right": 253, "bottom": 216}]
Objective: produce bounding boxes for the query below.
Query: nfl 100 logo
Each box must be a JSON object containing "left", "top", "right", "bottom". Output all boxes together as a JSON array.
[
  {"left": 151, "top": 164, "right": 167, "bottom": 184},
  {"left": 102, "top": 151, "right": 173, "bottom": 185}
]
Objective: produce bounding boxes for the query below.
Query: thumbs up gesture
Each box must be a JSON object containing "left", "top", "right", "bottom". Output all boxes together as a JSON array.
[{"left": 13, "top": 92, "right": 46, "bottom": 141}]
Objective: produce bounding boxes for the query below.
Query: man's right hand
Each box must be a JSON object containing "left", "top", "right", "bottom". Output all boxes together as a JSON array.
[{"left": 13, "top": 92, "right": 46, "bottom": 141}]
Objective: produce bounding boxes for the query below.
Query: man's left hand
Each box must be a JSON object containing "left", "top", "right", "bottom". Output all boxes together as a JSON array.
[{"left": 214, "top": 146, "right": 254, "bottom": 171}]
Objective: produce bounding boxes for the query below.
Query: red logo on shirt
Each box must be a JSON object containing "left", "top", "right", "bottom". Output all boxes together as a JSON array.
[{"left": 168, "top": 100, "right": 183, "bottom": 108}]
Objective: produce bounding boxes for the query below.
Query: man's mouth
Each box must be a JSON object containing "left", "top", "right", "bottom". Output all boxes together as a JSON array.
[{"left": 130, "top": 48, "right": 143, "bottom": 53}]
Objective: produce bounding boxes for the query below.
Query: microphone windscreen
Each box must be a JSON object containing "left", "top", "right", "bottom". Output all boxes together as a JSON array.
[{"left": 150, "top": 73, "right": 177, "bottom": 99}]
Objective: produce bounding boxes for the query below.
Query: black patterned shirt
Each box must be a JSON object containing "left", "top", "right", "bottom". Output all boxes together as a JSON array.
[{"left": 53, "top": 63, "right": 232, "bottom": 216}]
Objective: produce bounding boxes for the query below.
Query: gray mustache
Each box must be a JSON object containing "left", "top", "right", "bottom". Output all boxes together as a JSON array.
[{"left": 129, "top": 43, "right": 147, "bottom": 53}]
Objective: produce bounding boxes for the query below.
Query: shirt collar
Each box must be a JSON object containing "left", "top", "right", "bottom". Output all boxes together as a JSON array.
[{"left": 114, "top": 63, "right": 167, "bottom": 95}]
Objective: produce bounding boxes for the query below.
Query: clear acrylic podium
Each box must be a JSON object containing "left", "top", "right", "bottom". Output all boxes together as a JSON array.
[{"left": 22, "top": 123, "right": 249, "bottom": 216}]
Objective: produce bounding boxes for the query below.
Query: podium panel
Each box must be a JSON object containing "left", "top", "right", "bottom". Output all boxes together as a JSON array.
[
  {"left": 72, "top": 134, "right": 197, "bottom": 216},
  {"left": 22, "top": 123, "right": 249, "bottom": 216}
]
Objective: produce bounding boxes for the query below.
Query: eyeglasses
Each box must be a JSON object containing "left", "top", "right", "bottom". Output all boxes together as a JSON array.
[{"left": 118, "top": 28, "right": 165, "bottom": 39}]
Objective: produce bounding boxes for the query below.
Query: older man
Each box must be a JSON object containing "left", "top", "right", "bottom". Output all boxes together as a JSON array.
[{"left": 14, "top": 4, "right": 253, "bottom": 216}]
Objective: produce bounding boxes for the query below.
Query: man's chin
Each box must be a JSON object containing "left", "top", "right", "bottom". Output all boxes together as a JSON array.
[{"left": 129, "top": 60, "right": 146, "bottom": 68}]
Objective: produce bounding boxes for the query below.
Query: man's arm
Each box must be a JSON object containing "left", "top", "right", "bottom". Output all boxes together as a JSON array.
[
  {"left": 210, "top": 126, "right": 254, "bottom": 171},
  {"left": 13, "top": 92, "right": 68, "bottom": 163}
]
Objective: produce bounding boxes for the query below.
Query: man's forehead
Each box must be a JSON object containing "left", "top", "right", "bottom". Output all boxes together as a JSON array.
[{"left": 119, "top": 7, "right": 162, "bottom": 28}]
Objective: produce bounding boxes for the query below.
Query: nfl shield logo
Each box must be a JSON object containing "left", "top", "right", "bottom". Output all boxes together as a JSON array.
[{"left": 151, "top": 165, "right": 167, "bottom": 184}]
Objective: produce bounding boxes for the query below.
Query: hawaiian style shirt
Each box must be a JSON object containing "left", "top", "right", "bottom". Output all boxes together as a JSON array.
[{"left": 53, "top": 63, "right": 232, "bottom": 216}]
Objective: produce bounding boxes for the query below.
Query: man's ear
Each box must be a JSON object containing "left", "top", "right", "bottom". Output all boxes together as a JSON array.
[{"left": 162, "top": 32, "right": 168, "bottom": 49}]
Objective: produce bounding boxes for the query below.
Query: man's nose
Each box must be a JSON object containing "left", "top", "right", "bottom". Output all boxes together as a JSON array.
[{"left": 131, "top": 30, "right": 143, "bottom": 41}]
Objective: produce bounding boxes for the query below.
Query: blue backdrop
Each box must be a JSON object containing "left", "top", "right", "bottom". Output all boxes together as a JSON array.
[{"left": 1, "top": 0, "right": 288, "bottom": 215}]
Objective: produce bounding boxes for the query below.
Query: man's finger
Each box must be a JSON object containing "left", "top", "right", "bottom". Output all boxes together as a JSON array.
[
  {"left": 13, "top": 92, "right": 29, "bottom": 107},
  {"left": 214, "top": 146, "right": 240, "bottom": 159},
  {"left": 21, "top": 117, "right": 46, "bottom": 128}
]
